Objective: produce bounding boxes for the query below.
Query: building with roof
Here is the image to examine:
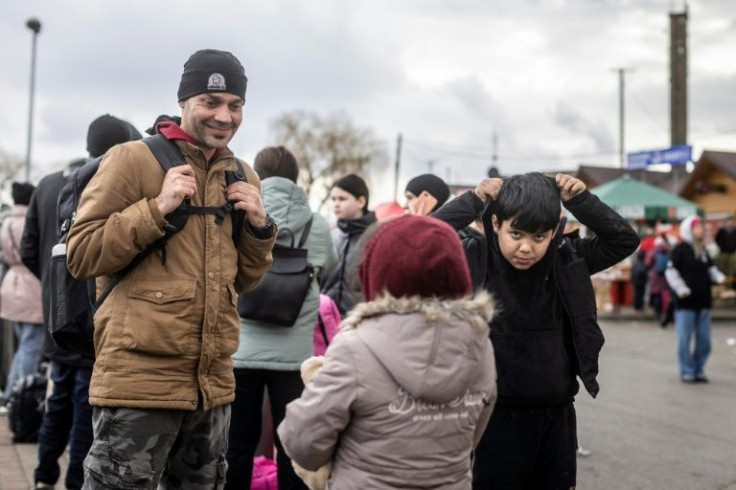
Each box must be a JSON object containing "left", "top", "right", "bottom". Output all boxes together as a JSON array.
[
  {"left": 575, "top": 165, "right": 684, "bottom": 194},
  {"left": 679, "top": 150, "right": 736, "bottom": 219}
]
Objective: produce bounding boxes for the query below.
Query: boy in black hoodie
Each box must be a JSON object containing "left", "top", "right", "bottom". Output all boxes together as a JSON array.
[{"left": 434, "top": 172, "right": 639, "bottom": 489}]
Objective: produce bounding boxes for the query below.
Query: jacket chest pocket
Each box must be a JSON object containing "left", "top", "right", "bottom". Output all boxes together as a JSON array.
[{"left": 123, "top": 279, "right": 199, "bottom": 357}]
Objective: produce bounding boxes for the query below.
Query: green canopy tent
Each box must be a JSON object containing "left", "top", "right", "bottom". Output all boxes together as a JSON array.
[{"left": 587, "top": 175, "right": 703, "bottom": 221}]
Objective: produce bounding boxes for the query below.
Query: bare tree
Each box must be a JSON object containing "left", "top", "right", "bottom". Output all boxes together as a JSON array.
[{"left": 271, "top": 111, "right": 388, "bottom": 209}]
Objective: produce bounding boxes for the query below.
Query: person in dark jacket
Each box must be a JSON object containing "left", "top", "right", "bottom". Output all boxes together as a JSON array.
[
  {"left": 19, "top": 114, "right": 140, "bottom": 490},
  {"left": 405, "top": 172, "right": 488, "bottom": 290},
  {"left": 321, "top": 174, "right": 376, "bottom": 315},
  {"left": 631, "top": 249, "right": 649, "bottom": 311},
  {"left": 404, "top": 173, "right": 450, "bottom": 215},
  {"left": 665, "top": 216, "right": 725, "bottom": 383},
  {"left": 715, "top": 214, "right": 736, "bottom": 288},
  {"left": 433, "top": 172, "right": 639, "bottom": 489},
  {"left": 645, "top": 235, "right": 673, "bottom": 326}
]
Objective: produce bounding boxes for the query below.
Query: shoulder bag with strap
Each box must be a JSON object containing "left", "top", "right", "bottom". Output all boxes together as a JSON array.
[{"left": 238, "top": 216, "right": 314, "bottom": 327}]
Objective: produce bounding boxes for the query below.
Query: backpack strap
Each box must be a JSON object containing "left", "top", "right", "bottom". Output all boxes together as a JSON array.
[
  {"left": 317, "top": 313, "right": 330, "bottom": 348},
  {"left": 143, "top": 134, "right": 185, "bottom": 169},
  {"left": 143, "top": 134, "right": 233, "bottom": 223},
  {"left": 95, "top": 141, "right": 247, "bottom": 307},
  {"left": 94, "top": 136, "right": 187, "bottom": 307},
  {"left": 298, "top": 216, "right": 314, "bottom": 249},
  {"left": 223, "top": 158, "right": 247, "bottom": 246}
]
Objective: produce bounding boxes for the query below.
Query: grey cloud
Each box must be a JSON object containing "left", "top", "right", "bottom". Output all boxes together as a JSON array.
[
  {"left": 553, "top": 101, "right": 615, "bottom": 152},
  {"left": 447, "top": 76, "right": 504, "bottom": 122},
  {"left": 3, "top": 0, "right": 735, "bottom": 184},
  {"left": 691, "top": 73, "right": 736, "bottom": 137},
  {"left": 12, "top": 3, "right": 402, "bottom": 144}
]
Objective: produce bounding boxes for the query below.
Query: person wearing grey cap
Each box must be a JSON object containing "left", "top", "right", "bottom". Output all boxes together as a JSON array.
[{"left": 66, "top": 49, "right": 277, "bottom": 489}]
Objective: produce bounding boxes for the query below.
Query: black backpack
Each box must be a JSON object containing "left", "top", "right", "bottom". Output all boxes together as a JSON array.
[
  {"left": 238, "top": 217, "right": 314, "bottom": 326},
  {"left": 49, "top": 134, "right": 246, "bottom": 359},
  {"left": 6, "top": 366, "right": 48, "bottom": 443}
]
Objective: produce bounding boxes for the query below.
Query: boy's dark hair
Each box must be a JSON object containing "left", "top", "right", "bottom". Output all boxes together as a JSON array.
[
  {"left": 495, "top": 172, "right": 561, "bottom": 232},
  {"left": 254, "top": 146, "right": 299, "bottom": 183}
]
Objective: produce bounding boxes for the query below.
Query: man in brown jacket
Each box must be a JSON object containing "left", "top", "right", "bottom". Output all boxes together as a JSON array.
[{"left": 67, "top": 49, "right": 277, "bottom": 489}]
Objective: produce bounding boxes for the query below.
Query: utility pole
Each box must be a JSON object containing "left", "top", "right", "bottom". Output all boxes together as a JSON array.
[
  {"left": 612, "top": 67, "right": 633, "bottom": 169},
  {"left": 487, "top": 132, "right": 500, "bottom": 178},
  {"left": 491, "top": 132, "right": 498, "bottom": 171},
  {"left": 427, "top": 160, "right": 435, "bottom": 174},
  {"left": 393, "top": 133, "right": 402, "bottom": 201}
]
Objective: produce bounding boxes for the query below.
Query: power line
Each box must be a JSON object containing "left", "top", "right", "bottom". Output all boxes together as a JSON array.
[
  {"left": 628, "top": 91, "right": 669, "bottom": 136},
  {"left": 403, "top": 138, "right": 496, "bottom": 156},
  {"left": 404, "top": 137, "right": 618, "bottom": 163}
]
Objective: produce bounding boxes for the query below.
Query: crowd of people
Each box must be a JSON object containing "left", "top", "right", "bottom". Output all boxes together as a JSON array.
[{"left": 0, "top": 47, "right": 728, "bottom": 489}]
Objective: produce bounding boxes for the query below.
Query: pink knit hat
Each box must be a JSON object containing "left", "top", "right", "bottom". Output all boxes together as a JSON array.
[{"left": 359, "top": 214, "right": 472, "bottom": 301}]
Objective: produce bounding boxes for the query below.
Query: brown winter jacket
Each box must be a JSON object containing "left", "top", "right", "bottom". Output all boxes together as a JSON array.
[
  {"left": 67, "top": 139, "right": 275, "bottom": 411},
  {"left": 278, "top": 293, "right": 497, "bottom": 490}
]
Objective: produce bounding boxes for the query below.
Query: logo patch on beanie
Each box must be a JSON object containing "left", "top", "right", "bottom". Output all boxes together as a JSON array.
[{"left": 207, "top": 73, "right": 226, "bottom": 91}]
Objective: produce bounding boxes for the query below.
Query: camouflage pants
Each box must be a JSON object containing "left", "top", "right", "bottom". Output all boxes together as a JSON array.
[{"left": 82, "top": 403, "right": 231, "bottom": 489}]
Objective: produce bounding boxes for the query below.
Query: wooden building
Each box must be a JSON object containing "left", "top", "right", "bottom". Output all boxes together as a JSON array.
[{"left": 679, "top": 150, "right": 736, "bottom": 219}]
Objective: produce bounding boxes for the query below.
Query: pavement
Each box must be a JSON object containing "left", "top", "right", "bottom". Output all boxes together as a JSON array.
[
  {"left": 1, "top": 307, "right": 735, "bottom": 489},
  {"left": 0, "top": 419, "right": 63, "bottom": 490},
  {"left": 577, "top": 309, "right": 736, "bottom": 489}
]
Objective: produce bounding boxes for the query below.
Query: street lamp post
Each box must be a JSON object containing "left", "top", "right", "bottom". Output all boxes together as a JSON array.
[
  {"left": 612, "top": 67, "right": 633, "bottom": 169},
  {"left": 25, "top": 17, "right": 41, "bottom": 182}
]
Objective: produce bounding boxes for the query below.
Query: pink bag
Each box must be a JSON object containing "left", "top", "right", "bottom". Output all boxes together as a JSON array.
[
  {"left": 313, "top": 294, "right": 341, "bottom": 356},
  {"left": 251, "top": 456, "right": 277, "bottom": 490}
]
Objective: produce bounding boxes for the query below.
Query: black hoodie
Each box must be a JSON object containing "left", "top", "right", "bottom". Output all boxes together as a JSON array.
[
  {"left": 321, "top": 211, "right": 377, "bottom": 314},
  {"left": 486, "top": 231, "right": 578, "bottom": 407},
  {"left": 434, "top": 190, "right": 640, "bottom": 401}
]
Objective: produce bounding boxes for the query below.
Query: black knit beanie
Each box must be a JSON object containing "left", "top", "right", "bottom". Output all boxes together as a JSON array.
[
  {"left": 11, "top": 182, "right": 35, "bottom": 206},
  {"left": 87, "top": 114, "right": 142, "bottom": 158},
  {"left": 178, "top": 49, "right": 247, "bottom": 102},
  {"left": 405, "top": 173, "right": 450, "bottom": 210},
  {"left": 333, "top": 174, "right": 370, "bottom": 212}
]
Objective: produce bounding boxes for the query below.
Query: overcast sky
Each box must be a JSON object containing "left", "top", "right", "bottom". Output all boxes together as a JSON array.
[{"left": 1, "top": 0, "right": 734, "bottom": 203}]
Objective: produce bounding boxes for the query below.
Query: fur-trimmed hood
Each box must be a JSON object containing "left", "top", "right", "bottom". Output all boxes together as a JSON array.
[
  {"left": 343, "top": 292, "right": 495, "bottom": 404},
  {"left": 343, "top": 291, "right": 494, "bottom": 330}
]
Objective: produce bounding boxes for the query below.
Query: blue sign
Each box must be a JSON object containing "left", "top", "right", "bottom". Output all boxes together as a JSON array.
[{"left": 627, "top": 144, "right": 692, "bottom": 170}]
